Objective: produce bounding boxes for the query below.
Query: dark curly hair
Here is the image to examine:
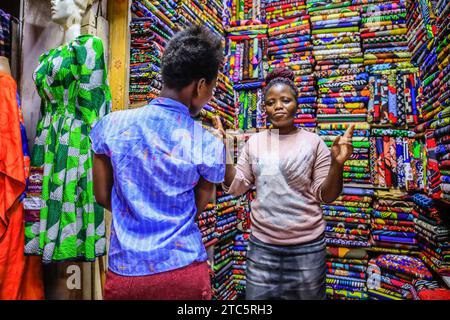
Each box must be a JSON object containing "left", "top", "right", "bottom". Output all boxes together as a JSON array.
[
  {"left": 264, "top": 68, "right": 298, "bottom": 99},
  {"left": 161, "top": 25, "right": 224, "bottom": 90}
]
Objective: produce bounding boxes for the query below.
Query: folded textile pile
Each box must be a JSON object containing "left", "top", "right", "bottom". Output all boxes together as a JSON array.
[
  {"left": 233, "top": 232, "right": 250, "bottom": 298},
  {"left": 323, "top": 187, "right": 373, "bottom": 248},
  {"left": 434, "top": 0, "right": 450, "bottom": 22},
  {"left": 406, "top": 0, "right": 438, "bottom": 67},
  {"left": 24, "top": 167, "right": 44, "bottom": 248},
  {"left": 178, "top": 0, "right": 224, "bottom": 38},
  {"left": 412, "top": 193, "right": 450, "bottom": 277},
  {"left": 367, "top": 254, "right": 432, "bottom": 300},
  {"left": 226, "top": 25, "right": 268, "bottom": 83},
  {"left": 358, "top": 1, "right": 419, "bottom": 127},
  {"left": 266, "top": 0, "right": 317, "bottom": 129},
  {"left": 409, "top": 5, "right": 449, "bottom": 134},
  {"left": 226, "top": 22, "right": 268, "bottom": 130},
  {"left": 413, "top": 279, "right": 450, "bottom": 300},
  {"left": 369, "top": 129, "right": 416, "bottom": 189},
  {"left": 212, "top": 239, "right": 238, "bottom": 300},
  {"left": 433, "top": 125, "right": 450, "bottom": 202},
  {"left": 215, "top": 191, "right": 241, "bottom": 242},
  {"left": 130, "top": 0, "right": 175, "bottom": 104},
  {"left": 196, "top": 202, "right": 218, "bottom": 248},
  {"left": 366, "top": 71, "right": 420, "bottom": 126},
  {"left": 370, "top": 190, "right": 419, "bottom": 254},
  {"left": 233, "top": 81, "right": 266, "bottom": 129},
  {"left": 326, "top": 247, "right": 369, "bottom": 300},
  {"left": 319, "top": 122, "right": 372, "bottom": 184},
  {"left": 423, "top": 5, "right": 450, "bottom": 203},
  {"left": 226, "top": 0, "right": 265, "bottom": 25},
  {"left": 402, "top": 135, "right": 426, "bottom": 191},
  {"left": 360, "top": 1, "right": 413, "bottom": 68},
  {"left": 308, "top": 1, "right": 369, "bottom": 125}
]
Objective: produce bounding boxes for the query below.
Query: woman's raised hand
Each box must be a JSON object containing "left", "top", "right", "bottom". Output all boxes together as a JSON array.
[{"left": 331, "top": 124, "right": 355, "bottom": 165}]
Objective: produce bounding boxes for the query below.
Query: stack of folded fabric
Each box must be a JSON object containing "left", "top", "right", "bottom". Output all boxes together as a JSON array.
[
  {"left": 226, "top": 24, "right": 268, "bottom": 83},
  {"left": 407, "top": 1, "right": 450, "bottom": 202},
  {"left": 434, "top": 125, "right": 450, "bottom": 203},
  {"left": 367, "top": 254, "right": 433, "bottom": 300},
  {"left": 266, "top": 0, "right": 317, "bottom": 129},
  {"left": 24, "top": 167, "right": 44, "bottom": 251},
  {"left": 308, "top": 0, "right": 369, "bottom": 126},
  {"left": 177, "top": 0, "right": 225, "bottom": 38},
  {"left": 367, "top": 71, "right": 420, "bottom": 126},
  {"left": 233, "top": 233, "right": 250, "bottom": 298},
  {"left": 212, "top": 239, "right": 238, "bottom": 300},
  {"left": 370, "top": 190, "right": 419, "bottom": 255},
  {"left": 359, "top": 0, "right": 419, "bottom": 127},
  {"left": 412, "top": 193, "right": 450, "bottom": 277},
  {"left": 360, "top": 0, "right": 411, "bottom": 68},
  {"left": 215, "top": 191, "right": 240, "bottom": 242},
  {"left": 369, "top": 128, "right": 416, "bottom": 189},
  {"left": 129, "top": 0, "right": 175, "bottom": 104},
  {"left": 407, "top": 1, "right": 441, "bottom": 135},
  {"left": 413, "top": 279, "right": 450, "bottom": 300},
  {"left": 227, "top": 0, "right": 265, "bottom": 23},
  {"left": 326, "top": 247, "right": 369, "bottom": 300},
  {"left": 406, "top": 0, "right": 437, "bottom": 69},
  {"left": 196, "top": 202, "right": 218, "bottom": 248},
  {"left": 435, "top": 0, "right": 450, "bottom": 22},
  {"left": 323, "top": 187, "right": 373, "bottom": 248},
  {"left": 309, "top": 2, "right": 372, "bottom": 182},
  {"left": 427, "top": 10, "right": 450, "bottom": 203},
  {"left": 226, "top": 21, "right": 268, "bottom": 130},
  {"left": 404, "top": 136, "right": 426, "bottom": 192},
  {"left": 233, "top": 81, "right": 266, "bottom": 129},
  {"left": 318, "top": 123, "right": 372, "bottom": 185}
]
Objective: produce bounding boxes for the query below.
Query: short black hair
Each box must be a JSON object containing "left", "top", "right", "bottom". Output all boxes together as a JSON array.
[{"left": 161, "top": 25, "right": 224, "bottom": 90}]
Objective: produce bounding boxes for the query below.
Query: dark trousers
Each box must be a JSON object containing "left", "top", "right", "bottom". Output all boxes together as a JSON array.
[{"left": 246, "top": 234, "right": 326, "bottom": 300}]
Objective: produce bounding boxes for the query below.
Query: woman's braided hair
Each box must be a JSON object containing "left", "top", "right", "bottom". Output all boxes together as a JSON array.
[{"left": 263, "top": 68, "right": 298, "bottom": 99}]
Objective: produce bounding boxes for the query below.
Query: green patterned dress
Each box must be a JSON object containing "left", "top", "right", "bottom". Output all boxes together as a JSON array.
[{"left": 25, "top": 35, "right": 111, "bottom": 262}]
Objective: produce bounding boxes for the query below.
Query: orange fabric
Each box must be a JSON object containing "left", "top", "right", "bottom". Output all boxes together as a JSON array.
[{"left": 0, "top": 72, "right": 44, "bottom": 300}]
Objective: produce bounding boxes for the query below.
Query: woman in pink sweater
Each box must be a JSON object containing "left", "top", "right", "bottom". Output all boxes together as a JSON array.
[{"left": 215, "top": 68, "right": 355, "bottom": 300}]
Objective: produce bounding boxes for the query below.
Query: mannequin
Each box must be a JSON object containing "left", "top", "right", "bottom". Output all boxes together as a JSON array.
[
  {"left": 0, "top": 56, "right": 11, "bottom": 75},
  {"left": 50, "top": 0, "right": 93, "bottom": 44},
  {"left": 26, "top": 0, "right": 111, "bottom": 265}
]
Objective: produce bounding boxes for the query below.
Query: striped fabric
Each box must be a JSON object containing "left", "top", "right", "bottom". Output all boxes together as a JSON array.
[{"left": 90, "top": 97, "right": 225, "bottom": 276}]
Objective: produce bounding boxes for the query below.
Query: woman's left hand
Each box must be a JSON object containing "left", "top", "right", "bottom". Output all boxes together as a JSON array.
[{"left": 331, "top": 124, "right": 355, "bottom": 166}]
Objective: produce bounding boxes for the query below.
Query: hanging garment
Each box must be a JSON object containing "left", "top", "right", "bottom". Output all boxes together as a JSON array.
[
  {"left": 0, "top": 72, "right": 44, "bottom": 299},
  {"left": 25, "top": 35, "right": 111, "bottom": 263}
]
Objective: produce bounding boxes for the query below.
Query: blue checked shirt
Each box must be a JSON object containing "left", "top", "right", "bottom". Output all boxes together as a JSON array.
[{"left": 90, "top": 97, "right": 225, "bottom": 276}]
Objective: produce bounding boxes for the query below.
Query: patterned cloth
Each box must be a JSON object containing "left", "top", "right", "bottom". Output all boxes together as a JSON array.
[
  {"left": 90, "top": 97, "right": 225, "bottom": 276},
  {"left": 25, "top": 35, "right": 111, "bottom": 263}
]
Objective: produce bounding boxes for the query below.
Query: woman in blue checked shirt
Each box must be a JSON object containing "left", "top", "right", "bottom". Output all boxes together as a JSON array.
[{"left": 90, "top": 26, "right": 226, "bottom": 300}]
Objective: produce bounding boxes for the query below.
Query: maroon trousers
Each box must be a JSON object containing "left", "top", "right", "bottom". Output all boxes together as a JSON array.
[{"left": 103, "top": 261, "right": 212, "bottom": 300}]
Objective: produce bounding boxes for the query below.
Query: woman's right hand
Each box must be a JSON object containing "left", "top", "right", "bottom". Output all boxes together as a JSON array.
[
  {"left": 212, "top": 115, "right": 237, "bottom": 186},
  {"left": 212, "top": 115, "right": 226, "bottom": 140}
]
